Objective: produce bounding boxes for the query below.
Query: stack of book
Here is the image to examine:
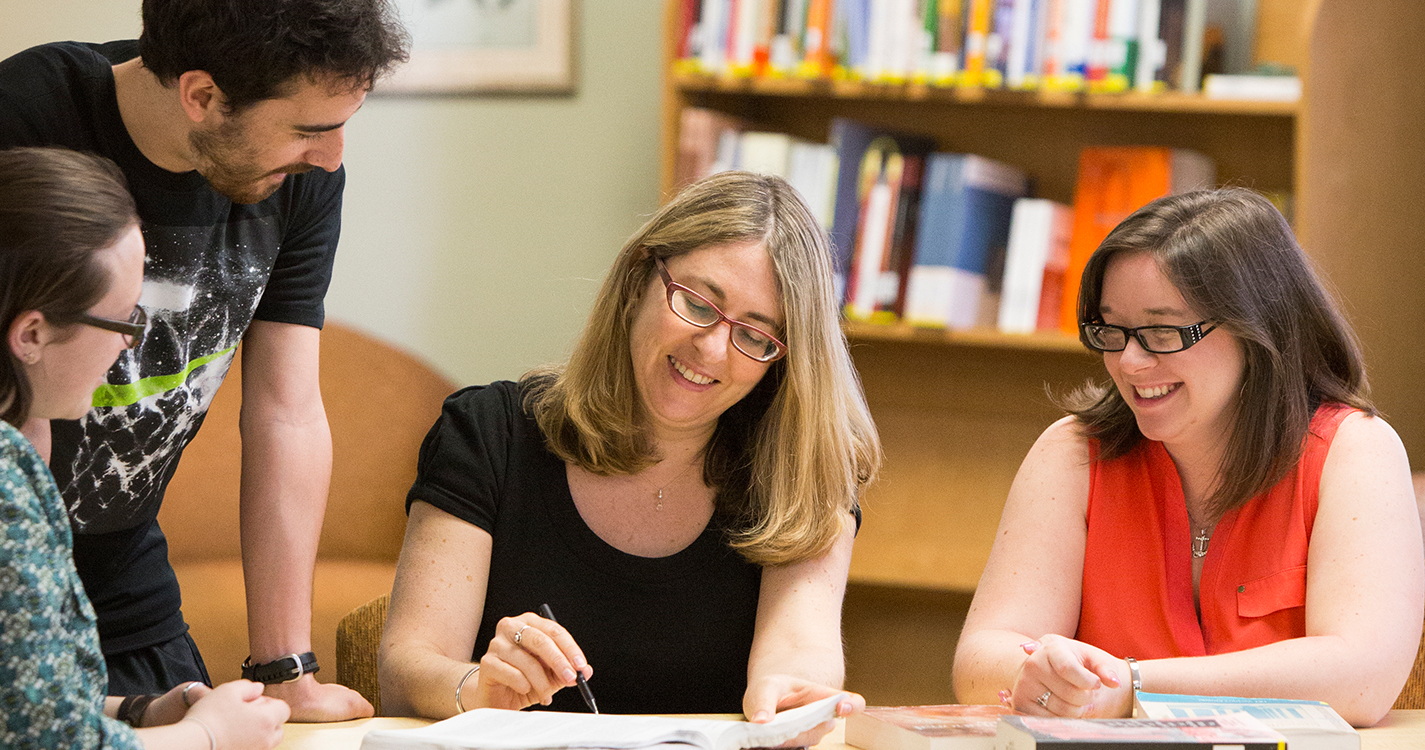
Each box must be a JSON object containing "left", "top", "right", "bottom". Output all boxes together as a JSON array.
[
  {"left": 844, "top": 693, "right": 1358, "bottom": 750},
  {"left": 675, "top": 111, "right": 1219, "bottom": 337},
  {"left": 673, "top": 0, "right": 1299, "bottom": 99}
]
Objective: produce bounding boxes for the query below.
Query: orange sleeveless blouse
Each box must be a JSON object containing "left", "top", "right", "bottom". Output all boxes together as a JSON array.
[{"left": 1076, "top": 403, "right": 1353, "bottom": 657}]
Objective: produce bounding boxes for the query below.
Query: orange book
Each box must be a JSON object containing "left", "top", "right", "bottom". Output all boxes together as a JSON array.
[
  {"left": 962, "top": 0, "right": 996, "bottom": 84},
  {"left": 1058, "top": 146, "right": 1215, "bottom": 333},
  {"left": 800, "top": 0, "right": 835, "bottom": 77}
]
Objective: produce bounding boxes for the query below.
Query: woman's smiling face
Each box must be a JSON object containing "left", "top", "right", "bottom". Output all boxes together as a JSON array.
[
  {"left": 627, "top": 241, "right": 783, "bottom": 442},
  {"left": 1099, "top": 250, "right": 1245, "bottom": 453}
]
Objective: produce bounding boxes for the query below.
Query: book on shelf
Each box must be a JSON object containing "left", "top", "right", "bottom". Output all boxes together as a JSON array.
[
  {"left": 1133, "top": 691, "right": 1359, "bottom": 750},
  {"left": 738, "top": 130, "right": 796, "bottom": 176},
  {"left": 1202, "top": 72, "right": 1300, "bottom": 101},
  {"left": 903, "top": 152, "right": 1028, "bottom": 329},
  {"left": 845, "top": 140, "right": 926, "bottom": 322},
  {"left": 676, "top": 0, "right": 1271, "bottom": 100},
  {"left": 930, "top": 0, "right": 968, "bottom": 84},
  {"left": 996, "top": 713, "right": 1286, "bottom": 749},
  {"left": 1178, "top": 0, "right": 1208, "bottom": 92},
  {"left": 360, "top": 694, "right": 840, "bottom": 750},
  {"left": 1155, "top": 0, "right": 1188, "bottom": 91},
  {"left": 1057, "top": 145, "right": 1214, "bottom": 333},
  {"left": 786, "top": 140, "right": 840, "bottom": 232},
  {"left": 1134, "top": 0, "right": 1165, "bottom": 92},
  {"left": 1004, "top": 0, "right": 1046, "bottom": 89},
  {"left": 998, "top": 197, "right": 1072, "bottom": 334},
  {"left": 844, "top": 704, "right": 1014, "bottom": 750},
  {"left": 674, "top": 107, "right": 751, "bottom": 193},
  {"left": 829, "top": 118, "right": 936, "bottom": 304}
]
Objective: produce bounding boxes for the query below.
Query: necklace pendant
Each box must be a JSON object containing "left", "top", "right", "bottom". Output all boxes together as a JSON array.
[
  {"left": 656, "top": 488, "right": 663, "bottom": 511},
  {"left": 1192, "top": 529, "right": 1211, "bottom": 559}
]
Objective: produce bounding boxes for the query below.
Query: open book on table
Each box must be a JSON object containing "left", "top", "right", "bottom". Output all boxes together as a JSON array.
[{"left": 358, "top": 693, "right": 842, "bottom": 750}]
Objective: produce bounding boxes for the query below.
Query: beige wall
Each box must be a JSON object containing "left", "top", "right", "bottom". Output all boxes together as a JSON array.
[{"left": 1, "top": 0, "right": 664, "bottom": 386}]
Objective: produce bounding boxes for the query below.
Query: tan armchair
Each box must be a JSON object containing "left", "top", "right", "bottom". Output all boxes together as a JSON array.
[{"left": 156, "top": 321, "right": 454, "bottom": 685}]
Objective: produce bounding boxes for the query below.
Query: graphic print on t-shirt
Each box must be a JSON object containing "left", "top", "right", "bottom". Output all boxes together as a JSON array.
[{"left": 56, "top": 217, "right": 282, "bottom": 534}]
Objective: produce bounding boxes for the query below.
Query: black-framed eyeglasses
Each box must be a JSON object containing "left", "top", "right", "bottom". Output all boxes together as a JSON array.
[
  {"left": 78, "top": 305, "right": 147, "bottom": 350},
  {"left": 654, "top": 257, "right": 787, "bottom": 363},
  {"left": 1080, "top": 319, "right": 1217, "bottom": 354}
]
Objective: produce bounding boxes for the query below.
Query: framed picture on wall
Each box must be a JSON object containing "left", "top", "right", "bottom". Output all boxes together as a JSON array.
[{"left": 381, "top": 0, "right": 576, "bottom": 95}]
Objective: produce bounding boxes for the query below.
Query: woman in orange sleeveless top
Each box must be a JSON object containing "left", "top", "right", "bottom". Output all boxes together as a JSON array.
[{"left": 952, "top": 188, "right": 1423, "bottom": 726}]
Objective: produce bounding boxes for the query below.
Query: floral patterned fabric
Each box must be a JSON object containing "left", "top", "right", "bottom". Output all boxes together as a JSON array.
[{"left": 0, "top": 419, "right": 141, "bottom": 750}]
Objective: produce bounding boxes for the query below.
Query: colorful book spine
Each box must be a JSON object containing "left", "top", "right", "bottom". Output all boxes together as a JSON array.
[
  {"left": 845, "top": 139, "right": 907, "bottom": 321},
  {"left": 904, "top": 153, "right": 1029, "bottom": 329}
]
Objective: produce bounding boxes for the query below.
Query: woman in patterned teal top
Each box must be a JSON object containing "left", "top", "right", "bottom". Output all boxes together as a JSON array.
[{"left": 0, "top": 148, "right": 290, "bottom": 750}]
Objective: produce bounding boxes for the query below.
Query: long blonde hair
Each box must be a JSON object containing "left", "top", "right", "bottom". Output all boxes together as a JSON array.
[{"left": 523, "top": 171, "right": 881, "bottom": 566}]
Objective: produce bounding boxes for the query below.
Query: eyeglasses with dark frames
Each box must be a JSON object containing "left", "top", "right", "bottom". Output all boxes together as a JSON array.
[
  {"left": 77, "top": 305, "right": 148, "bottom": 350},
  {"left": 654, "top": 257, "right": 787, "bottom": 363},
  {"left": 1080, "top": 319, "right": 1217, "bottom": 354}
]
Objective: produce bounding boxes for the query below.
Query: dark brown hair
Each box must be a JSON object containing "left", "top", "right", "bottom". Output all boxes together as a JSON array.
[
  {"left": 1062, "top": 187, "right": 1373, "bottom": 518},
  {"left": 0, "top": 148, "right": 138, "bottom": 427},
  {"left": 139, "top": 0, "right": 410, "bottom": 113}
]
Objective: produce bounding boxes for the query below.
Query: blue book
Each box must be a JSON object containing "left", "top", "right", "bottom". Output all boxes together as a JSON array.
[
  {"left": 1134, "top": 692, "right": 1358, "bottom": 750},
  {"left": 903, "top": 153, "right": 1027, "bottom": 329},
  {"left": 828, "top": 118, "right": 935, "bottom": 305}
]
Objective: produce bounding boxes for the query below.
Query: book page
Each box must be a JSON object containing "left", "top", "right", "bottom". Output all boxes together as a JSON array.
[{"left": 359, "top": 694, "right": 842, "bottom": 750}]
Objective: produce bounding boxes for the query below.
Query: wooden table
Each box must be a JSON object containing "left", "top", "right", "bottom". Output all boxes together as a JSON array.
[{"left": 277, "top": 711, "right": 1425, "bottom": 750}]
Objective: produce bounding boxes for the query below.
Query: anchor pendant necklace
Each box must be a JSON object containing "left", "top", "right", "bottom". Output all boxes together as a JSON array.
[{"left": 1192, "top": 527, "right": 1212, "bottom": 558}]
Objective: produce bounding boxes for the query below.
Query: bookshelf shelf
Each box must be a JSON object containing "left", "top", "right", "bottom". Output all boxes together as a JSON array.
[
  {"left": 843, "top": 321, "right": 1091, "bottom": 355},
  {"left": 673, "top": 72, "right": 1300, "bottom": 118},
  {"left": 659, "top": 0, "right": 1425, "bottom": 705}
]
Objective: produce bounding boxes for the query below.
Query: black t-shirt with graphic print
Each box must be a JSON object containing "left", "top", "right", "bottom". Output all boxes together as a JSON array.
[{"left": 0, "top": 41, "right": 342, "bottom": 653}]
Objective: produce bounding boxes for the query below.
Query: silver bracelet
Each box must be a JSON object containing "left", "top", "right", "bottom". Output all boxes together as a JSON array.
[
  {"left": 185, "top": 716, "right": 217, "bottom": 750},
  {"left": 455, "top": 664, "right": 480, "bottom": 714},
  {"left": 1125, "top": 656, "right": 1143, "bottom": 702}
]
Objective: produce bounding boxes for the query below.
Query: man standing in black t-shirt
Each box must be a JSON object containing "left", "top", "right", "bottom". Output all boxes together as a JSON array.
[{"left": 0, "top": 0, "right": 408, "bottom": 722}]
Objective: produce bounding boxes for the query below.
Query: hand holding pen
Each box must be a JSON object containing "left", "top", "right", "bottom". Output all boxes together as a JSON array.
[
  {"left": 472, "top": 606, "right": 595, "bottom": 712},
  {"left": 539, "top": 603, "right": 599, "bottom": 713}
]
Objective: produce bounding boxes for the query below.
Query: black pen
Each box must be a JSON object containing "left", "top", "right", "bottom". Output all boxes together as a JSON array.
[{"left": 538, "top": 602, "right": 599, "bottom": 714}]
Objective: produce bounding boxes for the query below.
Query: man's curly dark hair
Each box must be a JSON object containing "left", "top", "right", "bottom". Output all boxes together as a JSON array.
[{"left": 139, "top": 0, "right": 410, "bottom": 113}]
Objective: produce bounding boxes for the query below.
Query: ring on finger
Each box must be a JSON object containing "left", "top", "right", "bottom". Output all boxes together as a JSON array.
[
  {"left": 181, "top": 681, "right": 200, "bottom": 706},
  {"left": 1036, "top": 689, "right": 1052, "bottom": 708},
  {"left": 513, "top": 624, "right": 530, "bottom": 646}
]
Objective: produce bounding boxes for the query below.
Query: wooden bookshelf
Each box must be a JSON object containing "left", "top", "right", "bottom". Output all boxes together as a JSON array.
[{"left": 659, "top": 0, "right": 1425, "bottom": 702}]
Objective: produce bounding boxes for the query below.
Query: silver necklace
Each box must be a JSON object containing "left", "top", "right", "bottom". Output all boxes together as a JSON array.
[
  {"left": 647, "top": 459, "right": 698, "bottom": 511},
  {"left": 1192, "top": 527, "right": 1212, "bottom": 558}
]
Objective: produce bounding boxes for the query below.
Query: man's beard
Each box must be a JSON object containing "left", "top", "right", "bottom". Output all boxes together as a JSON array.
[{"left": 189, "top": 119, "right": 315, "bottom": 204}]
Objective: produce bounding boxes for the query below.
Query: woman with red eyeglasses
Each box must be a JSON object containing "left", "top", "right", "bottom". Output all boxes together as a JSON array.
[
  {"left": 953, "top": 188, "right": 1422, "bottom": 727},
  {"left": 380, "top": 171, "right": 882, "bottom": 743},
  {"left": 0, "top": 147, "right": 290, "bottom": 750}
]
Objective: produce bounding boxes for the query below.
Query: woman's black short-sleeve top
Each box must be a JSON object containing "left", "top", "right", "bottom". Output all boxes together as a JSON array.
[{"left": 407, "top": 381, "right": 762, "bottom": 714}]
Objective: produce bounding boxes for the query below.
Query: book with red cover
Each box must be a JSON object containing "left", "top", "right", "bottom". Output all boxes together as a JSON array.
[{"left": 845, "top": 704, "right": 1014, "bottom": 750}]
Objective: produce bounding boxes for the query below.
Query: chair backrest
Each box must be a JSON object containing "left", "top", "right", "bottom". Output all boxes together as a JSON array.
[
  {"left": 1397, "top": 473, "right": 1425, "bottom": 709},
  {"left": 159, "top": 321, "right": 456, "bottom": 563},
  {"left": 337, "top": 594, "right": 390, "bottom": 714}
]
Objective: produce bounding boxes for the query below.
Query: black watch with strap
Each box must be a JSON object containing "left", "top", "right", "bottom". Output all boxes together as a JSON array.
[{"left": 241, "top": 651, "right": 320, "bottom": 684}]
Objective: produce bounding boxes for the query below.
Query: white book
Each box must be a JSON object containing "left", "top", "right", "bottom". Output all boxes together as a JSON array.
[
  {"left": 786, "top": 142, "right": 839, "bottom": 232},
  {"left": 1203, "top": 73, "right": 1302, "bottom": 102},
  {"left": 738, "top": 131, "right": 794, "bottom": 177},
  {"left": 360, "top": 694, "right": 841, "bottom": 750},
  {"left": 1134, "top": 692, "right": 1359, "bottom": 750},
  {"left": 698, "top": 0, "right": 729, "bottom": 73},
  {"left": 998, "top": 198, "right": 1071, "bottom": 333},
  {"left": 1133, "top": 0, "right": 1164, "bottom": 92}
]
